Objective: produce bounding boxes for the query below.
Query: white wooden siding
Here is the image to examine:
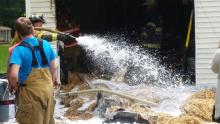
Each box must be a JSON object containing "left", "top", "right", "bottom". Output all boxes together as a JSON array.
[
  {"left": 195, "top": 0, "right": 220, "bottom": 84},
  {"left": 25, "top": 0, "right": 56, "bottom": 29}
]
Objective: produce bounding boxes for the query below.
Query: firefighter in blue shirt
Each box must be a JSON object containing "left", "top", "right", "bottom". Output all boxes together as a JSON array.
[{"left": 8, "top": 17, "right": 59, "bottom": 124}]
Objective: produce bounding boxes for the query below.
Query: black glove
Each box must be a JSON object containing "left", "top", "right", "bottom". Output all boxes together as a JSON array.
[
  {"left": 57, "top": 34, "right": 75, "bottom": 42},
  {"left": 70, "top": 32, "right": 80, "bottom": 38}
]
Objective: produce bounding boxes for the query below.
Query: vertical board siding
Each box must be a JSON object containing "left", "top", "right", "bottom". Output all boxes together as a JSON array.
[
  {"left": 195, "top": 0, "right": 220, "bottom": 84},
  {"left": 27, "top": 0, "right": 56, "bottom": 29}
]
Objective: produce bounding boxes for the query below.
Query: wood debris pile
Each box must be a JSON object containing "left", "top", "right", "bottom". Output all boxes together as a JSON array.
[{"left": 60, "top": 73, "right": 217, "bottom": 124}]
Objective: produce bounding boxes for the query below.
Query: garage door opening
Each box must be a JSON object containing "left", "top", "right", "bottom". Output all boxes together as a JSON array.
[{"left": 55, "top": 0, "right": 195, "bottom": 83}]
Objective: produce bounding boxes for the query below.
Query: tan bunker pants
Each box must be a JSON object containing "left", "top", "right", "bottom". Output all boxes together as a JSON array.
[{"left": 16, "top": 68, "right": 55, "bottom": 124}]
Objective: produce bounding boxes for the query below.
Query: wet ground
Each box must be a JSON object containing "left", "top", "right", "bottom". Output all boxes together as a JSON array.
[
  {"left": 0, "top": 79, "right": 218, "bottom": 124},
  {"left": 7, "top": 95, "right": 103, "bottom": 124}
]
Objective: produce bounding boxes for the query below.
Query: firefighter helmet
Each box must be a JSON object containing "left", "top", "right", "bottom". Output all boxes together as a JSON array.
[{"left": 29, "top": 14, "right": 45, "bottom": 23}]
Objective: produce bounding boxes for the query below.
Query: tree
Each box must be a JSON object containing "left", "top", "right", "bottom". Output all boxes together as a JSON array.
[{"left": 0, "top": 0, "right": 25, "bottom": 28}]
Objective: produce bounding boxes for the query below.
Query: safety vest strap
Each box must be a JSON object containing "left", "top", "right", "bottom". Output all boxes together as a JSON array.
[
  {"left": 18, "top": 39, "right": 48, "bottom": 66},
  {"left": 36, "top": 31, "right": 44, "bottom": 39},
  {"left": 52, "top": 33, "right": 58, "bottom": 41},
  {"left": 38, "top": 40, "right": 48, "bottom": 66}
]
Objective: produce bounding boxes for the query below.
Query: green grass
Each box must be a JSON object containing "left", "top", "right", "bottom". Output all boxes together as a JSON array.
[{"left": 0, "top": 44, "right": 10, "bottom": 73}]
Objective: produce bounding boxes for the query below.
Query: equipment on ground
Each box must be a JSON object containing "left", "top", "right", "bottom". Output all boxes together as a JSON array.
[{"left": 0, "top": 79, "right": 10, "bottom": 122}]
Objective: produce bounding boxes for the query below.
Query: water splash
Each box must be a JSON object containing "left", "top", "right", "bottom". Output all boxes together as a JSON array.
[
  {"left": 77, "top": 35, "right": 186, "bottom": 87},
  {"left": 75, "top": 34, "right": 199, "bottom": 117}
]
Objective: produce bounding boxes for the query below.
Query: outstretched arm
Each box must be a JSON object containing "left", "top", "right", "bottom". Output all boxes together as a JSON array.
[
  {"left": 8, "top": 64, "right": 19, "bottom": 94},
  {"left": 50, "top": 59, "right": 60, "bottom": 89}
]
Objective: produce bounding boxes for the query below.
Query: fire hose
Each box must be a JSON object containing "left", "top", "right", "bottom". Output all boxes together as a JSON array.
[
  {"left": 57, "top": 88, "right": 158, "bottom": 107},
  {"left": 34, "top": 27, "right": 78, "bottom": 39}
]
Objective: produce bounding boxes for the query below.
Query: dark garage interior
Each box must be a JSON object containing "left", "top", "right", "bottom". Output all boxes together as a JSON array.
[{"left": 55, "top": 0, "right": 195, "bottom": 83}]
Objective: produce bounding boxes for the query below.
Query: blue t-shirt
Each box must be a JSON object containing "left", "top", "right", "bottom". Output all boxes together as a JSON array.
[{"left": 9, "top": 36, "right": 56, "bottom": 84}]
